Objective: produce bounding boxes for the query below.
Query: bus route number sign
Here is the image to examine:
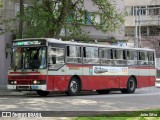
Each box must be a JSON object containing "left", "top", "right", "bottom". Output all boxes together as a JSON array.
[{"left": 13, "top": 40, "right": 45, "bottom": 46}]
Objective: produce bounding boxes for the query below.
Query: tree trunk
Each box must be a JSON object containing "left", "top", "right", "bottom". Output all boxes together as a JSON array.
[{"left": 19, "top": 0, "right": 24, "bottom": 39}]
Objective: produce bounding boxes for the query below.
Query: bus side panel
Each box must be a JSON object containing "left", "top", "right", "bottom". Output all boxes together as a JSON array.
[
  {"left": 83, "top": 76, "right": 105, "bottom": 90},
  {"left": 150, "top": 76, "right": 156, "bottom": 86},
  {"left": 136, "top": 67, "right": 156, "bottom": 88},
  {"left": 80, "top": 76, "right": 88, "bottom": 90},
  {"left": 119, "top": 76, "right": 129, "bottom": 88},
  {"left": 47, "top": 75, "right": 68, "bottom": 91},
  {"left": 47, "top": 66, "right": 66, "bottom": 91},
  {"left": 81, "top": 76, "right": 125, "bottom": 90},
  {"left": 47, "top": 76, "right": 54, "bottom": 91},
  {"left": 150, "top": 68, "right": 156, "bottom": 86},
  {"left": 137, "top": 76, "right": 155, "bottom": 88},
  {"left": 137, "top": 76, "right": 149, "bottom": 88}
]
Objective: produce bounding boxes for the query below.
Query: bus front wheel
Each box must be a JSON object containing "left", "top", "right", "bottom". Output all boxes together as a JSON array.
[
  {"left": 66, "top": 77, "right": 80, "bottom": 96},
  {"left": 37, "top": 90, "right": 49, "bottom": 97},
  {"left": 121, "top": 77, "right": 136, "bottom": 94}
]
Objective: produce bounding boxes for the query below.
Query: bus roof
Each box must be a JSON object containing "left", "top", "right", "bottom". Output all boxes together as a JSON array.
[{"left": 14, "top": 38, "right": 155, "bottom": 51}]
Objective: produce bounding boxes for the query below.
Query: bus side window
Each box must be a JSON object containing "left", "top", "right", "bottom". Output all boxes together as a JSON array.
[
  {"left": 67, "top": 45, "right": 82, "bottom": 63},
  {"left": 100, "top": 48, "right": 113, "bottom": 65},
  {"left": 114, "top": 49, "right": 126, "bottom": 65},
  {"left": 139, "top": 51, "right": 149, "bottom": 66},
  {"left": 127, "top": 50, "right": 138, "bottom": 65},
  {"left": 149, "top": 52, "right": 155, "bottom": 66},
  {"left": 83, "top": 47, "right": 99, "bottom": 64},
  {"left": 48, "top": 47, "right": 65, "bottom": 69}
]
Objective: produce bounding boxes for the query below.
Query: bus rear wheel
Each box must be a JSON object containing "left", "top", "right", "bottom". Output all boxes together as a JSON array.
[
  {"left": 121, "top": 77, "right": 136, "bottom": 94},
  {"left": 37, "top": 90, "right": 49, "bottom": 97},
  {"left": 96, "top": 90, "right": 110, "bottom": 94},
  {"left": 66, "top": 77, "right": 80, "bottom": 96}
]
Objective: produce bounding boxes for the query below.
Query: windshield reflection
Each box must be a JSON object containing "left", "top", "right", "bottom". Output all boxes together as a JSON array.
[{"left": 11, "top": 47, "right": 46, "bottom": 70}]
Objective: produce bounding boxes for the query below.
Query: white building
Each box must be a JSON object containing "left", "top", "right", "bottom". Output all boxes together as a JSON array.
[{"left": 124, "top": 0, "right": 160, "bottom": 55}]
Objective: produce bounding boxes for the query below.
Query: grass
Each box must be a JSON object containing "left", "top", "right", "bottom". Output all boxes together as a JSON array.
[{"left": 74, "top": 109, "right": 160, "bottom": 120}]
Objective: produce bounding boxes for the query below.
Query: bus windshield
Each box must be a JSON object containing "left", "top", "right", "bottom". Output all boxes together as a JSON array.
[{"left": 11, "top": 47, "right": 46, "bottom": 70}]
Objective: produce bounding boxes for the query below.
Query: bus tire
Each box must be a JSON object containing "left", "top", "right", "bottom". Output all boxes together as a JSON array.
[
  {"left": 121, "top": 77, "right": 136, "bottom": 94},
  {"left": 37, "top": 90, "right": 49, "bottom": 97},
  {"left": 96, "top": 90, "right": 110, "bottom": 94},
  {"left": 66, "top": 77, "right": 80, "bottom": 96}
]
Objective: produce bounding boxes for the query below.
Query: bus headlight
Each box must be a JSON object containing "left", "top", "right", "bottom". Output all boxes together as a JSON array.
[
  {"left": 33, "top": 80, "right": 38, "bottom": 84},
  {"left": 11, "top": 81, "right": 14, "bottom": 84},
  {"left": 32, "top": 80, "right": 46, "bottom": 85},
  {"left": 9, "top": 80, "right": 17, "bottom": 85},
  {"left": 13, "top": 81, "right": 17, "bottom": 84}
]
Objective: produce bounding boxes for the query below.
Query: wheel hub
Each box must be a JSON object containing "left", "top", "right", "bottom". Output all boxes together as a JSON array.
[{"left": 70, "top": 81, "right": 77, "bottom": 92}]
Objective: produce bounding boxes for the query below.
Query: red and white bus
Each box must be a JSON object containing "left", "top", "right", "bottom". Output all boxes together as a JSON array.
[{"left": 8, "top": 38, "right": 156, "bottom": 96}]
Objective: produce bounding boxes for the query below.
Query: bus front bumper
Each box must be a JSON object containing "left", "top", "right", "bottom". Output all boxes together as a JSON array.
[{"left": 7, "top": 85, "right": 46, "bottom": 91}]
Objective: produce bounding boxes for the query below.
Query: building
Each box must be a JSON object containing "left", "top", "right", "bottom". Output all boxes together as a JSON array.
[
  {"left": 0, "top": 0, "right": 15, "bottom": 89},
  {"left": 0, "top": 0, "right": 125, "bottom": 89},
  {"left": 124, "top": 0, "right": 160, "bottom": 56}
]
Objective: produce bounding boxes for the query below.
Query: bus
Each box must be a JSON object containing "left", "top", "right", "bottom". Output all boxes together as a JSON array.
[{"left": 8, "top": 38, "right": 156, "bottom": 96}]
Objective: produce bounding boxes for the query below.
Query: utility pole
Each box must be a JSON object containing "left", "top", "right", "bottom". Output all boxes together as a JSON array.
[
  {"left": 19, "top": 0, "right": 24, "bottom": 39},
  {"left": 135, "top": 8, "right": 138, "bottom": 47}
]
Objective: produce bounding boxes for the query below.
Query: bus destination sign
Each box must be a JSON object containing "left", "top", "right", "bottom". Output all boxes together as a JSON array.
[{"left": 13, "top": 40, "right": 46, "bottom": 46}]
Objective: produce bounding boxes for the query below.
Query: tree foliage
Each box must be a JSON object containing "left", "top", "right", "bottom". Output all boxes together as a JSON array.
[{"left": 1, "top": 0, "right": 125, "bottom": 40}]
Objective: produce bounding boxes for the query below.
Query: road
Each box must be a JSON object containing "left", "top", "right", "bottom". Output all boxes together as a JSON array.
[{"left": 0, "top": 87, "right": 160, "bottom": 112}]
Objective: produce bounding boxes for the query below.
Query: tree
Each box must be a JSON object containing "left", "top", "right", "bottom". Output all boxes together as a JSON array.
[{"left": 1, "top": 0, "right": 125, "bottom": 40}]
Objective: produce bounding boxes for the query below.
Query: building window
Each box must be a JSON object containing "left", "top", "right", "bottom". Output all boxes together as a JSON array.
[
  {"left": 84, "top": 11, "right": 92, "bottom": 25},
  {"left": 139, "top": 6, "right": 147, "bottom": 16},
  {"left": 126, "top": 5, "right": 160, "bottom": 16},
  {"left": 15, "top": 3, "right": 28, "bottom": 16},
  {"left": 66, "top": 12, "right": 75, "bottom": 23},
  {"left": 149, "top": 26, "right": 160, "bottom": 36},
  {"left": 125, "top": 6, "right": 134, "bottom": 16},
  {"left": 141, "top": 26, "right": 147, "bottom": 36},
  {"left": 148, "top": 5, "right": 160, "bottom": 16}
]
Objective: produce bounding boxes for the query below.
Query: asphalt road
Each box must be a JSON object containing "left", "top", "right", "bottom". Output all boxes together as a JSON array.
[{"left": 0, "top": 87, "right": 160, "bottom": 112}]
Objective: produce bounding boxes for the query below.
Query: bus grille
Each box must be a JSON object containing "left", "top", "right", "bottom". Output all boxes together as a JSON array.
[{"left": 17, "top": 81, "right": 32, "bottom": 85}]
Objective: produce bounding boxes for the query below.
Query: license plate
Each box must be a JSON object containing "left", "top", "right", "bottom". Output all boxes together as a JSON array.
[
  {"left": 31, "top": 85, "right": 38, "bottom": 89},
  {"left": 16, "top": 86, "right": 30, "bottom": 90}
]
